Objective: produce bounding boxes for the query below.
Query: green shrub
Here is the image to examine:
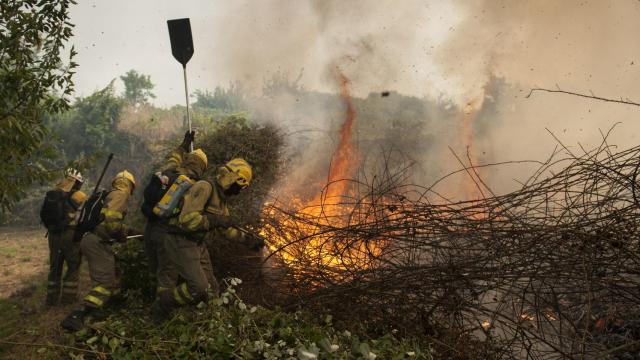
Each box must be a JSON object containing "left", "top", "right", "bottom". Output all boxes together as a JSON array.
[{"left": 67, "top": 279, "right": 432, "bottom": 359}]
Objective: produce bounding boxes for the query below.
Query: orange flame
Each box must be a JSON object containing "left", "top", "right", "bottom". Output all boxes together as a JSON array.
[
  {"left": 327, "top": 72, "right": 359, "bottom": 194},
  {"left": 261, "top": 70, "right": 378, "bottom": 272},
  {"left": 461, "top": 94, "right": 486, "bottom": 200}
]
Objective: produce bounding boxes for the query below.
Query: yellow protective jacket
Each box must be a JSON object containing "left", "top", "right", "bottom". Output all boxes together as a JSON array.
[
  {"left": 95, "top": 178, "right": 134, "bottom": 241},
  {"left": 159, "top": 147, "right": 186, "bottom": 173},
  {"left": 159, "top": 147, "right": 206, "bottom": 179},
  {"left": 177, "top": 180, "right": 242, "bottom": 242}
]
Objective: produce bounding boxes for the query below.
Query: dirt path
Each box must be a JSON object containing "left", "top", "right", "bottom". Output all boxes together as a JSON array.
[{"left": 0, "top": 227, "right": 49, "bottom": 299}]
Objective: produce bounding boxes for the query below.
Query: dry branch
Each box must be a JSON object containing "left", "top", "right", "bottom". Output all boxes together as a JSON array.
[{"left": 257, "top": 134, "right": 640, "bottom": 359}]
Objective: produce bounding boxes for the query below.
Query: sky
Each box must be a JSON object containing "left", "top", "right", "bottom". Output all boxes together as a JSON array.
[
  {"left": 68, "top": 0, "right": 640, "bottom": 109},
  {"left": 68, "top": 0, "right": 640, "bottom": 194},
  {"left": 69, "top": 0, "right": 463, "bottom": 106}
]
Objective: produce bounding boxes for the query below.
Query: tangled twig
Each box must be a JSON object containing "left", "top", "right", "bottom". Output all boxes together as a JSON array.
[{"left": 258, "top": 133, "right": 640, "bottom": 359}]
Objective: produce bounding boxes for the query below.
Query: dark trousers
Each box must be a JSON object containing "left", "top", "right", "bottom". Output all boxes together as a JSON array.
[
  {"left": 47, "top": 228, "right": 81, "bottom": 305},
  {"left": 144, "top": 221, "right": 179, "bottom": 294}
]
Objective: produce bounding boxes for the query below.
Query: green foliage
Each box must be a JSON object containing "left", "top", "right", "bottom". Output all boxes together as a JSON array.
[
  {"left": 66, "top": 280, "right": 431, "bottom": 359},
  {"left": 120, "top": 69, "right": 155, "bottom": 106},
  {"left": 115, "top": 238, "right": 156, "bottom": 301},
  {"left": 197, "top": 114, "right": 284, "bottom": 226},
  {"left": 50, "top": 82, "right": 154, "bottom": 182},
  {"left": 52, "top": 82, "right": 124, "bottom": 158},
  {"left": 261, "top": 69, "right": 305, "bottom": 96},
  {"left": 0, "top": 0, "right": 77, "bottom": 212},
  {"left": 192, "top": 81, "right": 247, "bottom": 112}
]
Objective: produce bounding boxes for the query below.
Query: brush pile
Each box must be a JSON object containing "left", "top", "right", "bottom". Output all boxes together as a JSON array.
[{"left": 260, "top": 137, "right": 640, "bottom": 359}]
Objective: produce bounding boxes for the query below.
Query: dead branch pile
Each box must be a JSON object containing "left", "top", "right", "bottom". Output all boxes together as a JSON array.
[{"left": 259, "top": 138, "right": 640, "bottom": 359}]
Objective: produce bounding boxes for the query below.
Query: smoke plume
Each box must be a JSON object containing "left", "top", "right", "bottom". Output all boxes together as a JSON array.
[{"left": 202, "top": 0, "right": 640, "bottom": 198}]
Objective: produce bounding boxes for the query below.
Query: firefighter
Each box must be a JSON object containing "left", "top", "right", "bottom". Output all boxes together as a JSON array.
[
  {"left": 61, "top": 170, "right": 138, "bottom": 331},
  {"left": 143, "top": 131, "right": 209, "bottom": 296},
  {"left": 151, "top": 158, "right": 254, "bottom": 325},
  {"left": 42, "top": 169, "right": 87, "bottom": 306}
]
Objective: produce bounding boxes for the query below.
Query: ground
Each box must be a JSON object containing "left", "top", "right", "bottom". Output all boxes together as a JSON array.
[
  {"left": 0, "top": 228, "right": 47, "bottom": 299},
  {"left": 0, "top": 227, "right": 90, "bottom": 359}
]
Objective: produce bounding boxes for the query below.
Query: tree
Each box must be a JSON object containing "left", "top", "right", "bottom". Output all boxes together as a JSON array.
[
  {"left": 54, "top": 82, "right": 124, "bottom": 158},
  {"left": 192, "top": 82, "right": 247, "bottom": 112},
  {"left": 120, "top": 69, "right": 155, "bottom": 106},
  {"left": 0, "top": 0, "right": 77, "bottom": 212}
]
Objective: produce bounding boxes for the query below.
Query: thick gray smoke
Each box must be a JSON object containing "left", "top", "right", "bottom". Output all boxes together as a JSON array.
[
  {"left": 71, "top": 0, "right": 640, "bottom": 199},
  {"left": 204, "top": 1, "right": 640, "bottom": 199}
]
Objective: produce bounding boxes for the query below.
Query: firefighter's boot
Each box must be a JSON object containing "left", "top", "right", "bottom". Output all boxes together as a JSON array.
[
  {"left": 151, "top": 291, "right": 181, "bottom": 326},
  {"left": 45, "top": 289, "right": 60, "bottom": 306},
  {"left": 60, "top": 307, "right": 94, "bottom": 332},
  {"left": 60, "top": 281, "right": 78, "bottom": 305}
]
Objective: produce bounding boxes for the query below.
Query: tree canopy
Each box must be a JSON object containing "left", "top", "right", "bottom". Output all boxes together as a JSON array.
[
  {"left": 0, "top": 0, "right": 77, "bottom": 212},
  {"left": 120, "top": 69, "right": 155, "bottom": 106}
]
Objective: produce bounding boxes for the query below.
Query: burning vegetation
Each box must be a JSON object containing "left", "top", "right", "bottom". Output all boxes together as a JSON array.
[{"left": 253, "top": 77, "right": 640, "bottom": 358}]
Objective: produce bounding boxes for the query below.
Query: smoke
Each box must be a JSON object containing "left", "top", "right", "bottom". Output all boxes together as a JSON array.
[{"left": 200, "top": 0, "right": 640, "bottom": 198}]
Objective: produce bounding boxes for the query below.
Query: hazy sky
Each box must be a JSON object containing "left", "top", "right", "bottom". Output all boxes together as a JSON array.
[
  {"left": 69, "top": 1, "right": 464, "bottom": 106},
  {"left": 69, "top": 0, "right": 640, "bottom": 185},
  {"left": 70, "top": 1, "right": 640, "bottom": 106},
  {"left": 70, "top": 0, "right": 218, "bottom": 106}
]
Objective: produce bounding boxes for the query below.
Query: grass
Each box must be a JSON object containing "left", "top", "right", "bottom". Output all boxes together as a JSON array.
[
  {"left": 0, "top": 247, "right": 17, "bottom": 258},
  {"left": 0, "top": 277, "right": 83, "bottom": 360}
]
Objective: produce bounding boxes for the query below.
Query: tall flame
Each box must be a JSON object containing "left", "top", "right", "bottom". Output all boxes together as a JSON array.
[
  {"left": 459, "top": 76, "right": 495, "bottom": 201},
  {"left": 461, "top": 94, "right": 486, "bottom": 200},
  {"left": 320, "top": 70, "right": 360, "bottom": 202},
  {"left": 261, "top": 70, "right": 373, "bottom": 272},
  {"left": 329, "top": 72, "right": 360, "bottom": 196}
]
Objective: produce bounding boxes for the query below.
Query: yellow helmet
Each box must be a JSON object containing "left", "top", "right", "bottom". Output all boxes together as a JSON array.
[
  {"left": 190, "top": 149, "right": 208, "bottom": 167},
  {"left": 113, "top": 170, "right": 136, "bottom": 188},
  {"left": 225, "top": 158, "right": 252, "bottom": 188}
]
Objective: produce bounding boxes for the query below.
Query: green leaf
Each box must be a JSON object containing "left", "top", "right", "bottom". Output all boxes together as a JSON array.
[{"left": 109, "top": 337, "right": 120, "bottom": 352}]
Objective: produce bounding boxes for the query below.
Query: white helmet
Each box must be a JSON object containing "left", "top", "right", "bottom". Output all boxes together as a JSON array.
[{"left": 65, "top": 168, "right": 84, "bottom": 183}]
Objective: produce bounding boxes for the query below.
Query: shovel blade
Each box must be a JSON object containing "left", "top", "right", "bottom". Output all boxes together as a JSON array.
[{"left": 167, "top": 18, "right": 194, "bottom": 67}]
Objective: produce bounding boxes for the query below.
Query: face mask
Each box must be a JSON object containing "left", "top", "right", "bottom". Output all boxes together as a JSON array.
[
  {"left": 72, "top": 180, "right": 83, "bottom": 191},
  {"left": 223, "top": 182, "right": 243, "bottom": 196}
]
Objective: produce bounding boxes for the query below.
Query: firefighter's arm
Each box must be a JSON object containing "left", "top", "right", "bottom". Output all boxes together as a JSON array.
[
  {"left": 203, "top": 213, "right": 235, "bottom": 230},
  {"left": 224, "top": 227, "right": 265, "bottom": 251},
  {"left": 101, "top": 209, "right": 128, "bottom": 240},
  {"left": 158, "top": 147, "right": 186, "bottom": 173},
  {"left": 178, "top": 181, "right": 213, "bottom": 233},
  {"left": 158, "top": 131, "right": 195, "bottom": 172},
  {"left": 101, "top": 189, "right": 133, "bottom": 240},
  {"left": 69, "top": 191, "right": 87, "bottom": 210}
]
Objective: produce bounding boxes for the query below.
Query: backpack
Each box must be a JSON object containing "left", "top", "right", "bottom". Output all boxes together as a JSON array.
[
  {"left": 141, "top": 170, "right": 185, "bottom": 220},
  {"left": 74, "top": 190, "right": 110, "bottom": 242},
  {"left": 153, "top": 174, "right": 195, "bottom": 218},
  {"left": 40, "top": 190, "right": 71, "bottom": 232}
]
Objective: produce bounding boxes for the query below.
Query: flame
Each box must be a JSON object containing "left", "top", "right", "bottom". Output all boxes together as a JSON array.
[
  {"left": 325, "top": 71, "right": 360, "bottom": 199},
  {"left": 459, "top": 76, "right": 497, "bottom": 203},
  {"left": 261, "top": 69, "right": 379, "bottom": 274},
  {"left": 460, "top": 93, "right": 486, "bottom": 201}
]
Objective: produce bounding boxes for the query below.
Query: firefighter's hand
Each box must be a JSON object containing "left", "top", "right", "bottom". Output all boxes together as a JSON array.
[
  {"left": 243, "top": 233, "right": 265, "bottom": 252},
  {"left": 181, "top": 130, "right": 196, "bottom": 151},
  {"left": 155, "top": 171, "right": 169, "bottom": 185},
  {"left": 204, "top": 213, "right": 235, "bottom": 230}
]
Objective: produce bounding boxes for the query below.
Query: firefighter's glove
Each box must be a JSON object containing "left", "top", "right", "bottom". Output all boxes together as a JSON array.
[
  {"left": 243, "top": 233, "right": 265, "bottom": 252},
  {"left": 204, "top": 213, "right": 235, "bottom": 230},
  {"left": 181, "top": 130, "right": 196, "bottom": 151},
  {"left": 125, "top": 226, "right": 144, "bottom": 237}
]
